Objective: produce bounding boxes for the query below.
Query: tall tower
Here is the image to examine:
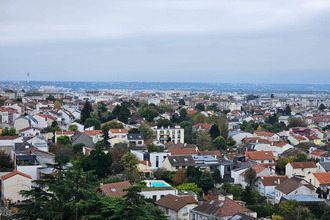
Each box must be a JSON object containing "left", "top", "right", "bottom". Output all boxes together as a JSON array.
[{"left": 27, "top": 72, "right": 30, "bottom": 83}]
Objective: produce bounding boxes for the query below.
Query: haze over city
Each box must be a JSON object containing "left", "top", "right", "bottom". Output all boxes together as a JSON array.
[{"left": 1, "top": 0, "right": 330, "bottom": 83}]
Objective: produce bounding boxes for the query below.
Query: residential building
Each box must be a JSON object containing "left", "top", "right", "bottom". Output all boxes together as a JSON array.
[
  {"left": 245, "top": 151, "right": 276, "bottom": 169},
  {"left": 99, "top": 181, "right": 131, "bottom": 197},
  {"left": 152, "top": 126, "right": 184, "bottom": 144},
  {"left": 1, "top": 171, "right": 32, "bottom": 203},
  {"left": 162, "top": 155, "right": 196, "bottom": 171},
  {"left": 127, "top": 133, "right": 144, "bottom": 147},
  {"left": 141, "top": 180, "right": 178, "bottom": 201},
  {"left": 285, "top": 162, "right": 318, "bottom": 178}
]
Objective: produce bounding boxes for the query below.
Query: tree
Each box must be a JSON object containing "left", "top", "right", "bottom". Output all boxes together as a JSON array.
[
  {"left": 140, "top": 108, "right": 158, "bottom": 122},
  {"left": 209, "top": 124, "right": 220, "bottom": 140},
  {"left": 85, "top": 118, "right": 101, "bottom": 129},
  {"left": 319, "top": 103, "right": 326, "bottom": 111},
  {"left": 228, "top": 184, "right": 243, "bottom": 200},
  {"left": 179, "top": 108, "right": 188, "bottom": 122},
  {"left": 195, "top": 103, "right": 205, "bottom": 111},
  {"left": 138, "top": 124, "right": 155, "bottom": 140},
  {"left": 106, "top": 121, "right": 124, "bottom": 129},
  {"left": 247, "top": 94, "right": 258, "bottom": 101},
  {"left": 186, "top": 166, "right": 202, "bottom": 183},
  {"left": 198, "top": 171, "right": 215, "bottom": 194},
  {"left": 176, "top": 183, "right": 202, "bottom": 196},
  {"left": 157, "top": 104, "right": 174, "bottom": 113},
  {"left": 15, "top": 163, "right": 98, "bottom": 220},
  {"left": 111, "top": 143, "right": 129, "bottom": 174},
  {"left": 212, "top": 136, "right": 227, "bottom": 150},
  {"left": 218, "top": 115, "right": 229, "bottom": 139},
  {"left": 53, "top": 144, "right": 73, "bottom": 165},
  {"left": 128, "top": 128, "right": 139, "bottom": 134},
  {"left": 57, "top": 135, "right": 71, "bottom": 147},
  {"left": 72, "top": 143, "right": 84, "bottom": 154},
  {"left": 270, "top": 94, "right": 274, "bottom": 98},
  {"left": 278, "top": 199, "right": 297, "bottom": 218},
  {"left": 54, "top": 100, "right": 61, "bottom": 109},
  {"left": 227, "top": 136, "right": 236, "bottom": 146},
  {"left": 244, "top": 167, "right": 256, "bottom": 187},
  {"left": 46, "top": 95, "right": 56, "bottom": 102},
  {"left": 112, "top": 101, "right": 131, "bottom": 123},
  {"left": 157, "top": 119, "right": 173, "bottom": 128},
  {"left": 242, "top": 186, "right": 254, "bottom": 205},
  {"left": 173, "top": 169, "right": 187, "bottom": 185},
  {"left": 206, "top": 103, "right": 219, "bottom": 111},
  {"left": 191, "top": 112, "right": 208, "bottom": 124},
  {"left": 288, "top": 117, "right": 307, "bottom": 128},
  {"left": 120, "top": 152, "right": 140, "bottom": 183},
  {"left": 146, "top": 143, "right": 161, "bottom": 152},
  {"left": 69, "top": 124, "right": 78, "bottom": 133},
  {"left": 0, "top": 150, "right": 13, "bottom": 171},
  {"left": 196, "top": 130, "right": 212, "bottom": 151},
  {"left": 1, "top": 127, "right": 18, "bottom": 136},
  {"left": 284, "top": 105, "right": 291, "bottom": 116},
  {"left": 294, "top": 152, "right": 309, "bottom": 162},
  {"left": 82, "top": 147, "right": 113, "bottom": 179},
  {"left": 212, "top": 169, "right": 222, "bottom": 184},
  {"left": 81, "top": 100, "right": 93, "bottom": 123},
  {"left": 179, "top": 99, "right": 185, "bottom": 105},
  {"left": 153, "top": 168, "right": 170, "bottom": 180}
]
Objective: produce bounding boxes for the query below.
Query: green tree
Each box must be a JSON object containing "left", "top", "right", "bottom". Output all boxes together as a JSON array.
[
  {"left": 212, "top": 136, "right": 227, "bottom": 150},
  {"left": 318, "top": 103, "right": 326, "bottom": 111},
  {"left": 15, "top": 163, "right": 98, "bottom": 220},
  {"left": 128, "top": 128, "right": 139, "bottom": 134},
  {"left": 153, "top": 168, "right": 170, "bottom": 180},
  {"left": 227, "top": 136, "right": 236, "bottom": 146},
  {"left": 284, "top": 105, "right": 292, "bottom": 116},
  {"left": 106, "top": 121, "right": 124, "bottom": 129},
  {"left": 179, "top": 108, "right": 188, "bottom": 122},
  {"left": 82, "top": 147, "right": 113, "bottom": 179},
  {"left": 288, "top": 118, "right": 307, "bottom": 128},
  {"left": 198, "top": 171, "right": 215, "bottom": 194},
  {"left": 57, "top": 135, "right": 71, "bottom": 147},
  {"left": 209, "top": 124, "right": 220, "bottom": 140},
  {"left": 138, "top": 124, "right": 155, "bottom": 140},
  {"left": 46, "top": 95, "right": 56, "bottom": 102},
  {"left": 112, "top": 101, "right": 131, "bottom": 123},
  {"left": 228, "top": 184, "right": 243, "bottom": 200},
  {"left": 0, "top": 150, "right": 13, "bottom": 171},
  {"left": 81, "top": 100, "right": 93, "bottom": 123},
  {"left": 157, "top": 119, "right": 173, "bottom": 128},
  {"left": 206, "top": 103, "right": 219, "bottom": 111},
  {"left": 1, "top": 127, "right": 18, "bottom": 136},
  {"left": 196, "top": 130, "right": 212, "bottom": 151},
  {"left": 278, "top": 199, "right": 297, "bottom": 217},
  {"left": 179, "top": 99, "right": 185, "bottom": 105},
  {"left": 195, "top": 103, "right": 205, "bottom": 111},
  {"left": 69, "top": 124, "right": 79, "bottom": 133},
  {"left": 186, "top": 166, "right": 202, "bottom": 183},
  {"left": 72, "top": 143, "right": 85, "bottom": 154},
  {"left": 146, "top": 143, "right": 161, "bottom": 152},
  {"left": 294, "top": 152, "right": 309, "bottom": 162},
  {"left": 120, "top": 152, "right": 140, "bottom": 183},
  {"left": 191, "top": 112, "right": 208, "bottom": 124},
  {"left": 212, "top": 169, "right": 222, "bottom": 184},
  {"left": 85, "top": 118, "right": 101, "bottom": 129},
  {"left": 157, "top": 104, "right": 174, "bottom": 113},
  {"left": 140, "top": 108, "right": 159, "bottom": 122},
  {"left": 176, "top": 183, "right": 202, "bottom": 196},
  {"left": 244, "top": 167, "right": 256, "bottom": 187},
  {"left": 218, "top": 115, "right": 229, "bottom": 139}
]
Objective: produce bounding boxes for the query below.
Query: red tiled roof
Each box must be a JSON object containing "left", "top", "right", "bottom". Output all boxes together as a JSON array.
[
  {"left": 290, "top": 162, "right": 317, "bottom": 169},
  {"left": 187, "top": 110, "right": 198, "bottom": 115},
  {"left": 109, "top": 129, "right": 128, "bottom": 133},
  {"left": 275, "top": 142, "right": 288, "bottom": 147},
  {"left": 194, "top": 123, "right": 212, "bottom": 129},
  {"left": 155, "top": 194, "right": 197, "bottom": 211},
  {"left": 100, "top": 181, "right": 131, "bottom": 197},
  {"left": 245, "top": 151, "right": 275, "bottom": 160},
  {"left": 2, "top": 170, "right": 32, "bottom": 180},
  {"left": 84, "top": 130, "right": 102, "bottom": 135},
  {"left": 55, "top": 131, "right": 75, "bottom": 135},
  {"left": 139, "top": 160, "right": 151, "bottom": 166},
  {"left": 168, "top": 148, "right": 197, "bottom": 155},
  {"left": 310, "top": 149, "right": 327, "bottom": 156},
  {"left": 18, "top": 127, "right": 41, "bottom": 132},
  {"left": 144, "top": 138, "right": 154, "bottom": 145},
  {"left": 313, "top": 173, "right": 330, "bottom": 184},
  {"left": 255, "top": 131, "right": 276, "bottom": 137},
  {"left": 259, "top": 176, "right": 288, "bottom": 186},
  {"left": 36, "top": 113, "right": 46, "bottom": 118},
  {"left": 240, "top": 164, "right": 266, "bottom": 176}
]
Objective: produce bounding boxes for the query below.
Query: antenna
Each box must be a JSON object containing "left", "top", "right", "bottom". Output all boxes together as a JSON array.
[{"left": 27, "top": 72, "right": 30, "bottom": 83}]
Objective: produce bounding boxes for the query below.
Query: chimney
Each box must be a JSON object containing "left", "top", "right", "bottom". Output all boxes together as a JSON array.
[
  {"left": 256, "top": 139, "right": 258, "bottom": 143},
  {"left": 218, "top": 195, "right": 226, "bottom": 201},
  {"left": 278, "top": 178, "right": 280, "bottom": 184},
  {"left": 227, "top": 194, "right": 233, "bottom": 200}
]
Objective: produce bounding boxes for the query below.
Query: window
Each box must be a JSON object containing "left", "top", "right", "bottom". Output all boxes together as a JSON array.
[
  {"left": 138, "top": 141, "right": 142, "bottom": 144},
  {"left": 176, "top": 166, "right": 179, "bottom": 169},
  {"left": 261, "top": 160, "right": 264, "bottom": 163},
  {"left": 166, "top": 208, "right": 169, "bottom": 214},
  {"left": 182, "top": 166, "right": 186, "bottom": 169},
  {"left": 152, "top": 195, "right": 157, "bottom": 201},
  {"left": 183, "top": 207, "right": 188, "bottom": 215},
  {"left": 156, "top": 156, "right": 159, "bottom": 167},
  {"left": 268, "top": 160, "right": 272, "bottom": 163}
]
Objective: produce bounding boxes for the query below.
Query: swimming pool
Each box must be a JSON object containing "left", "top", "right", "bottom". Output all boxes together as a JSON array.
[{"left": 150, "top": 182, "right": 168, "bottom": 187}]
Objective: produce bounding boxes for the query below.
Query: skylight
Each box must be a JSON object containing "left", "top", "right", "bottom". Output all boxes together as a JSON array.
[{"left": 110, "top": 188, "right": 117, "bottom": 192}]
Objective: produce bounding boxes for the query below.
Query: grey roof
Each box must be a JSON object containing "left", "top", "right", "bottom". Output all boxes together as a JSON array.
[
  {"left": 229, "top": 213, "right": 257, "bottom": 220},
  {"left": 127, "top": 134, "right": 144, "bottom": 140},
  {"left": 319, "top": 162, "right": 330, "bottom": 172},
  {"left": 281, "top": 195, "right": 324, "bottom": 203},
  {"left": 232, "top": 167, "right": 248, "bottom": 172},
  {"left": 168, "top": 155, "right": 196, "bottom": 167}
]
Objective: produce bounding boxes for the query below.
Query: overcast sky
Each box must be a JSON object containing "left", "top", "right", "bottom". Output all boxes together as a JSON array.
[{"left": 1, "top": 0, "right": 330, "bottom": 83}]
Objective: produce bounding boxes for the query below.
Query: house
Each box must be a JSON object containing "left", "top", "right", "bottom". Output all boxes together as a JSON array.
[
  {"left": 1, "top": 171, "right": 32, "bottom": 203},
  {"left": 141, "top": 180, "right": 178, "bottom": 201},
  {"left": 288, "top": 134, "right": 308, "bottom": 146},
  {"left": 279, "top": 116, "right": 290, "bottom": 126},
  {"left": 14, "top": 116, "right": 38, "bottom": 132},
  {"left": 0, "top": 136, "right": 23, "bottom": 156},
  {"left": 109, "top": 128, "right": 128, "bottom": 143},
  {"left": 127, "top": 133, "right": 144, "bottom": 147},
  {"left": 309, "top": 149, "right": 327, "bottom": 160},
  {"left": 306, "top": 172, "right": 330, "bottom": 196},
  {"left": 238, "top": 164, "right": 274, "bottom": 188},
  {"left": 229, "top": 131, "right": 253, "bottom": 145},
  {"left": 245, "top": 151, "right": 276, "bottom": 169},
  {"left": 84, "top": 130, "right": 103, "bottom": 143},
  {"left": 255, "top": 175, "right": 288, "bottom": 202},
  {"left": 33, "top": 113, "right": 48, "bottom": 129},
  {"left": 70, "top": 132, "right": 95, "bottom": 148},
  {"left": 18, "top": 127, "right": 41, "bottom": 137},
  {"left": 155, "top": 194, "right": 198, "bottom": 220},
  {"left": 279, "top": 195, "right": 324, "bottom": 204},
  {"left": 317, "top": 162, "right": 330, "bottom": 173},
  {"left": 168, "top": 148, "right": 198, "bottom": 155},
  {"left": 192, "top": 155, "right": 220, "bottom": 172},
  {"left": 190, "top": 195, "right": 257, "bottom": 220},
  {"left": 285, "top": 162, "right": 318, "bottom": 178},
  {"left": 131, "top": 150, "right": 170, "bottom": 170},
  {"left": 305, "top": 136, "right": 322, "bottom": 146},
  {"left": 274, "top": 177, "right": 317, "bottom": 204},
  {"left": 99, "top": 181, "right": 131, "bottom": 197},
  {"left": 252, "top": 142, "right": 293, "bottom": 157},
  {"left": 152, "top": 126, "right": 184, "bottom": 144},
  {"left": 27, "top": 136, "right": 49, "bottom": 152},
  {"left": 138, "top": 161, "right": 152, "bottom": 178},
  {"left": 253, "top": 131, "right": 280, "bottom": 141},
  {"left": 162, "top": 155, "right": 196, "bottom": 171},
  {"left": 193, "top": 123, "right": 212, "bottom": 132}
]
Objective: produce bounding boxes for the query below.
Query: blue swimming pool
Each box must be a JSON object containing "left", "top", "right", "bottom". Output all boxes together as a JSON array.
[{"left": 150, "top": 182, "right": 168, "bottom": 187}]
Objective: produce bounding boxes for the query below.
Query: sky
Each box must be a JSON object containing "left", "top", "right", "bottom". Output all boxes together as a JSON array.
[{"left": 0, "top": 0, "right": 330, "bottom": 84}]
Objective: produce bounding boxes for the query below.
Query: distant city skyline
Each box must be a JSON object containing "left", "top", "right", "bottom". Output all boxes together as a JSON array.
[{"left": 1, "top": 0, "right": 330, "bottom": 84}]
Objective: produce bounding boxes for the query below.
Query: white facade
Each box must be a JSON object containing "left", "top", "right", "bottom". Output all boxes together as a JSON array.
[
  {"left": 17, "top": 165, "right": 43, "bottom": 182},
  {"left": 152, "top": 126, "right": 184, "bottom": 144},
  {"left": 1, "top": 172, "right": 32, "bottom": 203},
  {"left": 285, "top": 163, "right": 319, "bottom": 178},
  {"left": 274, "top": 185, "right": 317, "bottom": 204},
  {"left": 131, "top": 150, "right": 170, "bottom": 170},
  {"left": 141, "top": 188, "right": 178, "bottom": 201}
]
